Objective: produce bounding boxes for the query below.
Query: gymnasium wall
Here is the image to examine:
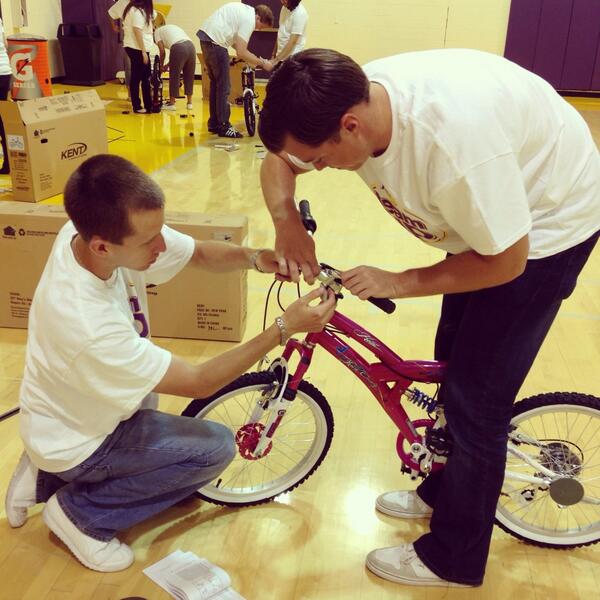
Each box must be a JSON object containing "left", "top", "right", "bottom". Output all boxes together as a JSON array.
[
  {"left": 0, "top": 0, "right": 511, "bottom": 77},
  {"left": 146, "top": 0, "right": 512, "bottom": 63}
]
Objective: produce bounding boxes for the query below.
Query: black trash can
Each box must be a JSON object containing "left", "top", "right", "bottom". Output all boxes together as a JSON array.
[{"left": 57, "top": 23, "right": 103, "bottom": 86}]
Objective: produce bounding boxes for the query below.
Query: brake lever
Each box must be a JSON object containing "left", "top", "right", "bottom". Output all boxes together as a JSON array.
[{"left": 317, "top": 263, "right": 344, "bottom": 300}]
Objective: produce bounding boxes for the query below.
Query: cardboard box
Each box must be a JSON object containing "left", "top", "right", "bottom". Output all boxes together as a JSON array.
[
  {"left": 0, "top": 90, "right": 108, "bottom": 202},
  {"left": 147, "top": 211, "right": 248, "bottom": 342},
  {"left": 0, "top": 202, "right": 248, "bottom": 342},
  {"left": 0, "top": 201, "right": 67, "bottom": 327},
  {"left": 197, "top": 53, "right": 243, "bottom": 103}
]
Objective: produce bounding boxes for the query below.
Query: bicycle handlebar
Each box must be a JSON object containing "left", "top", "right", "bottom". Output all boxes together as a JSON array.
[
  {"left": 299, "top": 199, "right": 317, "bottom": 235},
  {"left": 298, "top": 200, "right": 396, "bottom": 315}
]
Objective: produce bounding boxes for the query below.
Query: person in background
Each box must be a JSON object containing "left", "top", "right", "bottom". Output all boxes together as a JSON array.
[
  {"left": 4, "top": 154, "right": 336, "bottom": 572},
  {"left": 122, "top": 0, "right": 155, "bottom": 114},
  {"left": 154, "top": 19, "right": 196, "bottom": 111},
  {"left": 273, "top": 0, "right": 308, "bottom": 64},
  {"left": 197, "top": 2, "right": 274, "bottom": 138},
  {"left": 107, "top": 0, "right": 132, "bottom": 97},
  {"left": 0, "top": 17, "right": 12, "bottom": 174},
  {"left": 257, "top": 47, "right": 600, "bottom": 588}
]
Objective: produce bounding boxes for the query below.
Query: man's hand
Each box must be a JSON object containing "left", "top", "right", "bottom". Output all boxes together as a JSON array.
[
  {"left": 261, "top": 59, "right": 274, "bottom": 72},
  {"left": 253, "top": 249, "right": 279, "bottom": 274},
  {"left": 282, "top": 287, "right": 336, "bottom": 335},
  {"left": 341, "top": 266, "right": 402, "bottom": 300},
  {"left": 274, "top": 221, "right": 320, "bottom": 284},
  {"left": 142, "top": 52, "right": 149, "bottom": 65}
]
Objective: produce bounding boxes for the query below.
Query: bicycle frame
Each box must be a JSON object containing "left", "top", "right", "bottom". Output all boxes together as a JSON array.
[
  {"left": 253, "top": 307, "right": 590, "bottom": 498},
  {"left": 274, "top": 309, "right": 445, "bottom": 472}
]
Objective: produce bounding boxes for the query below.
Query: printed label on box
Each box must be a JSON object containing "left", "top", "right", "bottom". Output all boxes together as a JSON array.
[{"left": 7, "top": 134, "right": 24, "bottom": 151}]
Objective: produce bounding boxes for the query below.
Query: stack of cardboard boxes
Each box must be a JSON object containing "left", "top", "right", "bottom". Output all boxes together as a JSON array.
[{"left": 0, "top": 203, "right": 248, "bottom": 341}]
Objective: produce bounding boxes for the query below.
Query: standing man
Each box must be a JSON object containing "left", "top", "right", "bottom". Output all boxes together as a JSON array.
[
  {"left": 4, "top": 154, "right": 335, "bottom": 572},
  {"left": 197, "top": 2, "right": 274, "bottom": 138},
  {"left": 257, "top": 48, "right": 600, "bottom": 587},
  {"left": 273, "top": 0, "right": 308, "bottom": 64}
]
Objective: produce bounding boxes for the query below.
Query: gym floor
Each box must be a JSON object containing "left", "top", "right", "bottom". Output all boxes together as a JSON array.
[{"left": 0, "top": 80, "right": 599, "bottom": 599}]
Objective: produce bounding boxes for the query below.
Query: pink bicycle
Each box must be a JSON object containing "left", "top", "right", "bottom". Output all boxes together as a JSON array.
[{"left": 182, "top": 202, "right": 600, "bottom": 549}]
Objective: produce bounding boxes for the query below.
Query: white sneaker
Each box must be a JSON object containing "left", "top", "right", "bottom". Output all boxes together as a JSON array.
[
  {"left": 366, "top": 543, "right": 472, "bottom": 587},
  {"left": 186, "top": 102, "right": 193, "bottom": 110},
  {"left": 162, "top": 104, "right": 176, "bottom": 111},
  {"left": 376, "top": 490, "right": 433, "bottom": 519},
  {"left": 43, "top": 495, "right": 134, "bottom": 572},
  {"left": 5, "top": 451, "right": 38, "bottom": 527}
]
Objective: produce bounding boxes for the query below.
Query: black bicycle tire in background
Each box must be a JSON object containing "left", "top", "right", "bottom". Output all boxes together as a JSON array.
[
  {"left": 496, "top": 391, "right": 600, "bottom": 548},
  {"left": 243, "top": 92, "right": 256, "bottom": 136}
]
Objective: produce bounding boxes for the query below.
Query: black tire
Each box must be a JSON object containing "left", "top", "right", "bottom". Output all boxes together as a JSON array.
[
  {"left": 182, "top": 371, "right": 334, "bottom": 506},
  {"left": 243, "top": 91, "right": 256, "bottom": 136},
  {"left": 495, "top": 392, "right": 600, "bottom": 548}
]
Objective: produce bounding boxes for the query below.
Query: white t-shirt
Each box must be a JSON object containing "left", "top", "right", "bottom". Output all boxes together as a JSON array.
[
  {"left": 289, "top": 50, "right": 600, "bottom": 258},
  {"left": 122, "top": 6, "right": 154, "bottom": 51},
  {"left": 277, "top": 5, "right": 308, "bottom": 56},
  {"left": 20, "top": 222, "right": 195, "bottom": 473},
  {"left": 0, "top": 19, "right": 10, "bottom": 76},
  {"left": 154, "top": 24, "right": 191, "bottom": 49},
  {"left": 108, "top": 0, "right": 129, "bottom": 20},
  {"left": 200, "top": 2, "right": 255, "bottom": 49}
]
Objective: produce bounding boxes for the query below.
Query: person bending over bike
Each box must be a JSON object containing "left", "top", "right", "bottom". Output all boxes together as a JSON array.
[
  {"left": 257, "top": 48, "right": 600, "bottom": 587},
  {"left": 4, "top": 154, "right": 335, "bottom": 572},
  {"left": 197, "top": 2, "right": 275, "bottom": 139}
]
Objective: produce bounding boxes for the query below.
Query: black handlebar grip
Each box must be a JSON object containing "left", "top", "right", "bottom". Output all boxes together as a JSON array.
[
  {"left": 298, "top": 199, "right": 317, "bottom": 235},
  {"left": 368, "top": 296, "right": 396, "bottom": 314}
]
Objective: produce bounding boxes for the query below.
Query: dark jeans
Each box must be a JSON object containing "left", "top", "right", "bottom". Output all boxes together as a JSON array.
[
  {"left": 35, "top": 409, "right": 235, "bottom": 541},
  {"left": 0, "top": 73, "right": 11, "bottom": 172},
  {"left": 125, "top": 47, "right": 151, "bottom": 111},
  {"left": 414, "top": 231, "right": 599, "bottom": 585},
  {"left": 198, "top": 33, "right": 231, "bottom": 129}
]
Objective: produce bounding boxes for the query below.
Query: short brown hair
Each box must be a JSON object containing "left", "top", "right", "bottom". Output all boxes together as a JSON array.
[
  {"left": 258, "top": 48, "right": 370, "bottom": 153},
  {"left": 255, "top": 4, "right": 274, "bottom": 27},
  {"left": 64, "top": 154, "right": 165, "bottom": 244}
]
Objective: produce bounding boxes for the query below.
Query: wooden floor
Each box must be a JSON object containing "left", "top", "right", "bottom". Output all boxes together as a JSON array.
[{"left": 0, "top": 81, "right": 599, "bottom": 599}]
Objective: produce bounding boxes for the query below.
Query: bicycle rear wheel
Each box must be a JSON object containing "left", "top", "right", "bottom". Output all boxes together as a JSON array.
[
  {"left": 496, "top": 392, "right": 600, "bottom": 548},
  {"left": 182, "top": 371, "right": 334, "bottom": 506},
  {"left": 243, "top": 91, "right": 256, "bottom": 136}
]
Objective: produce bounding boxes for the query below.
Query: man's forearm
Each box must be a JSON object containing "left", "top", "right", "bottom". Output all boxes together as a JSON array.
[
  {"left": 191, "top": 241, "right": 254, "bottom": 272},
  {"left": 260, "top": 153, "right": 300, "bottom": 226},
  {"left": 235, "top": 47, "right": 263, "bottom": 68},
  {"left": 395, "top": 247, "right": 527, "bottom": 298},
  {"left": 274, "top": 36, "right": 298, "bottom": 62}
]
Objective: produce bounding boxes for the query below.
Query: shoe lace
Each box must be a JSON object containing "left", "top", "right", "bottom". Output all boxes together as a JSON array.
[{"left": 399, "top": 545, "right": 420, "bottom": 566}]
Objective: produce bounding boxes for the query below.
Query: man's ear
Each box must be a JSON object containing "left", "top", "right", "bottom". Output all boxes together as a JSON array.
[
  {"left": 340, "top": 113, "right": 359, "bottom": 134},
  {"left": 89, "top": 236, "right": 110, "bottom": 258}
]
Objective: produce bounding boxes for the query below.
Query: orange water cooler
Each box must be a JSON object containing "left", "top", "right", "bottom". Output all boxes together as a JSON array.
[{"left": 7, "top": 34, "right": 52, "bottom": 100}]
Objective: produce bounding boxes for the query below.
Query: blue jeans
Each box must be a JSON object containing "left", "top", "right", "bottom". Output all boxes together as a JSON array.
[
  {"left": 35, "top": 409, "right": 235, "bottom": 541},
  {"left": 198, "top": 32, "right": 231, "bottom": 130},
  {"left": 414, "top": 231, "right": 599, "bottom": 585}
]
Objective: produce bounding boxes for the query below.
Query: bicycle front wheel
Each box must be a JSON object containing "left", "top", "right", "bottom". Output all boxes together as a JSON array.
[
  {"left": 496, "top": 392, "right": 600, "bottom": 548},
  {"left": 182, "top": 372, "right": 334, "bottom": 506},
  {"left": 243, "top": 91, "right": 256, "bottom": 136}
]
